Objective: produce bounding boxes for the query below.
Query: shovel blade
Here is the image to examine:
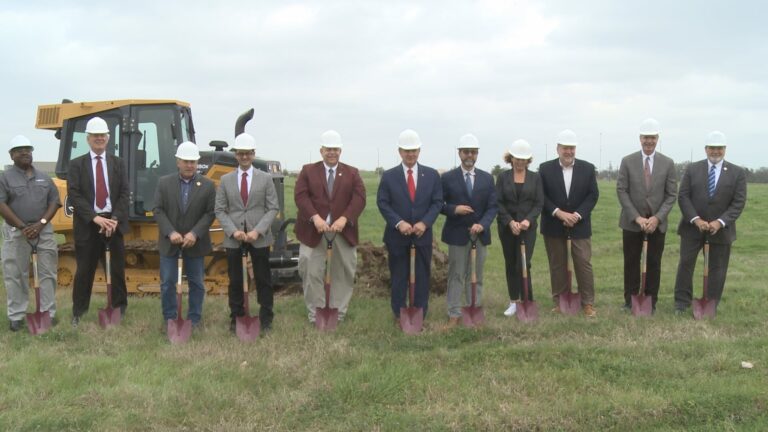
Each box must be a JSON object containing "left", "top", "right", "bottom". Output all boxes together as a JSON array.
[
  {"left": 516, "top": 301, "right": 539, "bottom": 322},
  {"left": 236, "top": 315, "right": 261, "bottom": 342},
  {"left": 315, "top": 307, "right": 339, "bottom": 332},
  {"left": 692, "top": 298, "right": 717, "bottom": 320},
  {"left": 399, "top": 307, "right": 423, "bottom": 334},
  {"left": 631, "top": 294, "right": 653, "bottom": 317},
  {"left": 460, "top": 306, "right": 485, "bottom": 328},
  {"left": 167, "top": 318, "right": 192, "bottom": 344},
  {"left": 26, "top": 311, "right": 52, "bottom": 335},
  {"left": 98, "top": 307, "right": 122, "bottom": 329},
  {"left": 559, "top": 291, "right": 581, "bottom": 316}
]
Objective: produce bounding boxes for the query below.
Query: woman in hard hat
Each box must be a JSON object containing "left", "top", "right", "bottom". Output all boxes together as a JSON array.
[{"left": 495, "top": 140, "right": 543, "bottom": 316}]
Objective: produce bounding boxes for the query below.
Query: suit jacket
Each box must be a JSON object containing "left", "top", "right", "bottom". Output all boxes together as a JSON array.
[
  {"left": 153, "top": 173, "right": 216, "bottom": 257},
  {"left": 677, "top": 159, "right": 747, "bottom": 244},
  {"left": 539, "top": 158, "right": 599, "bottom": 239},
  {"left": 294, "top": 161, "right": 366, "bottom": 248},
  {"left": 214, "top": 168, "right": 279, "bottom": 249},
  {"left": 440, "top": 167, "right": 498, "bottom": 246},
  {"left": 376, "top": 163, "right": 443, "bottom": 247},
  {"left": 67, "top": 152, "right": 129, "bottom": 242},
  {"left": 495, "top": 168, "right": 544, "bottom": 232},
  {"left": 616, "top": 151, "right": 678, "bottom": 233}
]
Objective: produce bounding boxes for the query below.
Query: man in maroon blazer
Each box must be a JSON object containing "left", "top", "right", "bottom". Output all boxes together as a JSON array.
[{"left": 294, "top": 130, "right": 366, "bottom": 323}]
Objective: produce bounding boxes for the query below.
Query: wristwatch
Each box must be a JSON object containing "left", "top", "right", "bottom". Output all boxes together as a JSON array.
[{"left": 40, "top": 218, "right": 47, "bottom": 225}]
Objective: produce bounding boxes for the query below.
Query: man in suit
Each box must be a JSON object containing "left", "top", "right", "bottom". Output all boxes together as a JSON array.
[
  {"left": 616, "top": 118, "right": 678, "bottom": 312},
  {"left": 153, "top": 142, "right": 216, "bottom": 330},
  {"left": 440, "top": 134, "right": 497, "bottom": 328},
  {"left": 67, "top": 117, "right": 130, "bottom": 327},
  {"left": 539, "top": 129, "right": 599, "bottom": 317},
  {"left": 377, "top": 129, "right": 443, "bottom": 321},
  {"left": 294, "top": 130, "right": 366, "bottom": 324},
  {"left": 215, "top": 133, "right": 279, "bottom": 332},
  {"left": 673, "top": 131, "right": 747, "bottom": 314}
]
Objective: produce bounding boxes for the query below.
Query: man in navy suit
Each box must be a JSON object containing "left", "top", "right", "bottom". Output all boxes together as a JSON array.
[
  {"left": 539, "top": 130, "right": 599, "bottom": 317},
  {"left": 377, "top": 129, "right": 443, "bottom": 321},
  {"left": 440, "top": 134, "right": 497, "bottom": 328}
]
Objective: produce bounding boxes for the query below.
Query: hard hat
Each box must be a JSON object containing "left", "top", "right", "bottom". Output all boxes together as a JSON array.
[
  {"left": 557, "top": 129, "right": 578, "bottom": 146},
  {"left": 457, "top": 134, "right": 479, "bottom": 149},
  {"left": 85, "top": 117, "right": 109, "bottom": 134},
  {"left": 509, "top": 139, "right": 532, "bottom": 159},
  {"left": 175, "top": 141, "right": 200, "bottom": 161},
  {"left": 231, "top": 133, "right": 256, "bottom": 151},
  {"left": 321, "top": 130, "right": 343, "bottom": 148},
  {"left": 398, "top": 129, "right": 422, "bottom": 150},
  {"left": 639, "top": 118, "right": 660, "bottom": 135},
  {"left": 705, "top": 131, "right": 727, "bottom": 147},
  {"left": 9, "top": 135, "right": 34, "bottom": 152}
]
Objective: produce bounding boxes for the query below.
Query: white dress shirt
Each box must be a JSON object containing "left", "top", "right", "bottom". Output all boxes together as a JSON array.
[{"left": 90, "top": 150, "right": 112, "bottom": 213}]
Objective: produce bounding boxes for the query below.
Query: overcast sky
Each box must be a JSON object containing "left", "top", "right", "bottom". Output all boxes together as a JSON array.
[{"left": 2, "top": 0, "right": 766, "bottom": 172}]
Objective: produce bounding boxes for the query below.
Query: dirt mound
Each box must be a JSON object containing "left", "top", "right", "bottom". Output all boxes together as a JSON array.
[{"left": 355, "top": 241, "right": 448, "bottom": 298}]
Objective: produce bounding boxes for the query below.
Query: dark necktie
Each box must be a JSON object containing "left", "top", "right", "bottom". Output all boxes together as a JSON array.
[
  {"left": 407, "top": 169, "right": 416, "bottom": 202},
  {"left": 327, "top": 168, "right": 335, "bottom": 196},
  {"left": 644, "top": 156, "right": 652, "bottom": 190},
  {"left": 240, "top": 172, "right": 248, "bottom": 205},
  {"left": 95, "top": 155, "right": 108, "bottom": 209},
  {"left": 465, "top": 172, "right": 473, "bottom": 197},
  {"left": 708, "top": 165, "right": 716, "bottom": 198}
]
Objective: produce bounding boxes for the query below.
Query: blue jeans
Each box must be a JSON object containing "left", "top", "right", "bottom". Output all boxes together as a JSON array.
[{"left": 160, "top": 254, "right": 205, "bottom": 324}]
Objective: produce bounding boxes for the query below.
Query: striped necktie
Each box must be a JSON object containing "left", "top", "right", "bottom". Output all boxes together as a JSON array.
[{"left": 708, "top": 165, "right": 716, "bottom": 198}]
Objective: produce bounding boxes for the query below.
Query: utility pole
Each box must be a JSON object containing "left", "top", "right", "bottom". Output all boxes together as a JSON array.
[{"left": 599, "top": 133, "right": 603, "bottom": 171}]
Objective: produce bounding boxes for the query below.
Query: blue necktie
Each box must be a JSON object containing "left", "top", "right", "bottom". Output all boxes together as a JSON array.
[
  {"left": 465, "top": 172, "right": 473, "bottom": 197},
  {"left": 708, "top": 165, "right": 716, "bottom": 198}
]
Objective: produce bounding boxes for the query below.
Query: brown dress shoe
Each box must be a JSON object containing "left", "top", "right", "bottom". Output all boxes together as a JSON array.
[
  {"left": 550, "top": 306, "right": 561, "bottom": 314},
  {"left": 583, "top": 304, "right": 597, "bottom": 318},
  {"left": 442, "top": 317, "right": 460, "bottom": 331}
]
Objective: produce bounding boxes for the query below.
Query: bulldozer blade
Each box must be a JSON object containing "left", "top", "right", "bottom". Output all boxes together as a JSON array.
[
  {"left": 631, "top": 294, "right": 653, "bottom": 317},
  {"left": 516, "top": 301, "right": 539, "bottom": 323},
  {"left": 558, "top": 291, "right": 581, "bottom": 316},
  {"left": 26, "top": 311, "right": 52, "bottom": 335},
  {"left": 167, "top": 318, "right": 192, "bottom": 344},
  {"left": 692, "top": 299, "right": 717, "bottom": 320},
  {"left": 236, "top": 315, "right": 260, "bottom": 342},
  {"left": 98, "top": 307, "right": 122, "bottom": 329},
  {"left": 315, "top": 307, "right": 339, "bottom": 332},
  {"left": 399, "top": 307, "right": 423, "bottom": 335},
  {"left": 460, "top": 306, "right": 485, "bottom": 328}
]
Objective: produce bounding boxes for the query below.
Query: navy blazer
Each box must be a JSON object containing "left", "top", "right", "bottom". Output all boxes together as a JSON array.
[
  {"left": 539, "top": 158, "right": 599, "bottom": 239},
  {"left": 377, "top": 163, "right": 443, "bottom": 247},
  {"left": 440, "top": 167, "right": 497, "bottom": 246}
]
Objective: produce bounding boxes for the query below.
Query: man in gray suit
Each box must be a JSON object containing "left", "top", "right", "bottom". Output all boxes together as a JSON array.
[
  {"left": 153, "top": 142, "right": 216, "bottom": 330},
  {"left": 215, "top": 133, "right": 280, "bottom": 332},
  {"left": 674, "top": 131, "right": 747, "bottom": 314},
  {"left": 616, "top": 119, "right": 678, "bottom": 312}
]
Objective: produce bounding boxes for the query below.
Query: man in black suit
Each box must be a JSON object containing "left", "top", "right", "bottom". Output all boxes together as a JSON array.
[
  {"left": 67, "top": 116, "right": 130, "bottom": 327},
  {"left": 673, "top": 131, "right": 747, "bottom": 313},
  {"left": 539, "top": 130, "right": 599, "bottom": 317}
]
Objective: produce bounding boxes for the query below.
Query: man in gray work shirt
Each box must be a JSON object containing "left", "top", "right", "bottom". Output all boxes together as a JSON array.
[{"left": 0, "top": 135, "right": 61, "bottom": 332}]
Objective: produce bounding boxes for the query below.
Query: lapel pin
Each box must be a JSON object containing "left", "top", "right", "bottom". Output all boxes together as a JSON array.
[
  {"left": 338, "top": 172, "right": 342, "bottom": 176},
  {"left": 723, "top": 167, "right": 728, "bottom": 171},
  {"left": 196, "top": 181, "right": 201, "bottom": 186}
]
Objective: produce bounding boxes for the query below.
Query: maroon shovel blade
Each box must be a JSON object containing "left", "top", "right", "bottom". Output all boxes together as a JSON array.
[
  {"left": 632, "top": 235, "right": 653, "bottom": 317},
  {"left": 517, "top": 240, "right": 538, "bottom": 323},
  {"left": 693, "top": 238, "right": 717, "bottom": 320},
  {"left": 461, "top": 240, "right": 484, "bottom": 327},
  {"left": 236, "top": 244, "right": 260, "bottom": 342},
  {"left": 400, "top": 306, "right": 424, "bottom": 335},
  {"left": 26, "top": 246, "right": 52, "bottom": 335},
  {"left": 98, "top": 244, "right": 121, "bottom": 329},
  {"left": 315, "top": 235, "right": 339, "bottom": 331},
  {"left": 168, "top": 257, "right": 192, "bottom": 344}
]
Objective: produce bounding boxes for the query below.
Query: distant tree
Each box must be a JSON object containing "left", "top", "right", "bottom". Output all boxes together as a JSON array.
[
  {"left": 491, "top": 164, "right": 503, "bottom": 177},
  {"left": 375, "top": 167, "right": 384, "bottom": 176}
]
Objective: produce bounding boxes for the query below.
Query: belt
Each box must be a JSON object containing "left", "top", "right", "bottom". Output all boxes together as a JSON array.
[{"left": 96, "top": 212, "right": 112, "bottom": 218}]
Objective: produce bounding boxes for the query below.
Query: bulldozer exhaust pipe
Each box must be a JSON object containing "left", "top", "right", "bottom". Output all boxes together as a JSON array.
[{"left": 235, "top": 108, "right": 255, "bottom": 137}]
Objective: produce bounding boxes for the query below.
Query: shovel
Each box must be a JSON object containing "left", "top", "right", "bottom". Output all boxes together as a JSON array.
[
  {"left": 167, "top": 248, "right": 192, "bottom": 344},
  {"left": 26, "top": 238, "right": 52, "bottom": 335},
  {"left": 98, "top": 235, "right": 122, "bottom": 329},
  {"left": 558, "top": 230, "right": 581, "bottom": 315},
  {"left": 631, "top": 233, "right": 653, "bottom": 317},
  {"left": 517, "top": 239, "right": 538, "bottom": 322},
  {"left": 461, "top": 235, "right": 484, "bottom": 327},
  {"left": 693, "top": 235, "right": 717, "bottom": 320},
  {"left": 236, "top": 240, "right": 260, "bottom": 342},
  {"left": 400, "top": 241, "right": 423, "bottom": 334},
  {"left": 315, "top": 233, "right": 339, "bottom": 331}
]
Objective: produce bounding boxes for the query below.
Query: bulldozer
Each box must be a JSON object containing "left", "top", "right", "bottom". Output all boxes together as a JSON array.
[{"left": 35, "top": 99, "right": 299, "bottom": 295}]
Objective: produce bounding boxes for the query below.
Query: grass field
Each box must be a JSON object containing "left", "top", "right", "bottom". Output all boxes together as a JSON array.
[{"left": 1, "top": 173, "right": 767, "bottom": 431}]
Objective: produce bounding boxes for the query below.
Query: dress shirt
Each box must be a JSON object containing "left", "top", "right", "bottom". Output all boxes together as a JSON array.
[
  {"left": 237, "top": 166, "right": 254, "bottom": 196},
  {"left": 90, "top": 150, "right": 112, "bottom": 213}
]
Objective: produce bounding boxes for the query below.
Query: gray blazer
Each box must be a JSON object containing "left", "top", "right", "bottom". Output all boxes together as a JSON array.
[
  {"left": 153, "top": 173, "right": 216, "bottom": 257},
  {"left": 214, "top": 168, "right": 279, "bottom": 249},
  {"left": 616, "top": 151, "right": 678, "bottom": 233}
]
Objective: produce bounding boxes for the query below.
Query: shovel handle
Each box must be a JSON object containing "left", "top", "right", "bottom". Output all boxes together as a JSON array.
[
  {"left": 470, "top": 240, "right": 477, "bottom": 306},
  {"left": 409, "top": 242, "right": 416, "bottom": 307},
  {"left": 702, "top": 237, "right": 710, "bottom": 300},
  {"left": 520, "top": 239, "right": 530, "bottom": 303},
  {"left": 565, "top": 232, "right": 573, "bottom": 293}
]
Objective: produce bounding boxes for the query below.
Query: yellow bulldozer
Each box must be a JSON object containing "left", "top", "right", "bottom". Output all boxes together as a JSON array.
[{"left": 35, "top": 99, "right": 299, "bottom": 295}]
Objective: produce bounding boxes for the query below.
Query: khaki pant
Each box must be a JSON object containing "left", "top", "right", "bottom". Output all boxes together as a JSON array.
[
  {"left": 298, "top": 235, "right": 357, "bottom": 322},
  {"left": 543, "top": 235, "right": 595, "bottom": 306}
]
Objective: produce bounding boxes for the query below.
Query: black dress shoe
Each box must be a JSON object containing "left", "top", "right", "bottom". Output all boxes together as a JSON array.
[
  {"left": 71, "top": 316, "right": 80, "bottom": 327},
  {"left": 229, "top": 320, "right": 236, "bottom": 333},
  {"left": 120, "top": 305, "right": 127, "bottom": 317},
  {"left": 51, "top": 317, "right": 59, "bottom": 327},
  {"left": 261, "top": 321, "right": 272, "bottom": 333},
  {"left": 9, "top": 320, "right": 23, "bottom": 332}
]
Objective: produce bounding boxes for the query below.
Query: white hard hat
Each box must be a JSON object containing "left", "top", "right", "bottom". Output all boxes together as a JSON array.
[
  {"left": 557, "top": 129, "right": 578, "bottom": 146},
  {"left": 321, "top": 130, "right": 343, "bottom": 148},
  {"left": 705, "top": 131, "right": 727, "bottom": 147},
  {"left": 232, "top": 133, "right": 256, "bottom": 151},
  {"left": 457, "top": 134, "right": 479, "bottom": 149},
  {"left": 639, "top": 118, "right": 660, "bottom": 135},
  {"left": 85, "top": 117, "right": 109, "bottom": 134},
  {"left": 9, "top": 135, "right": 34, "bottom": 152},
  {"left": 398, "top": 129, "right": 422, "bottom": 150},
  {"left": 509, "top": 139, "right": 532, "bottom": 159},
  {"left": 175, "top": 141, "right": 200, "bottom": 161}
]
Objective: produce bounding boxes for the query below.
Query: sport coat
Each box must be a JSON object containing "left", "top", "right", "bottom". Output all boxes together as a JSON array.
[
  {"left": 539, "top": 158, "right": 599, "bottom": 239},
  {"left": 440, "top": 167, "right": 497, "bottom": 246},
  {"left": 67, "top": 152, "right": 129, "bottom": 242},
  {"left": 214, "top": 168, "right": 279, "bottom": 249},
  {"left": 616, "top": 151, "right": 677, "bottom": 233},
  {"left": 153, "top": 173, "right": 216, "bottom": 257},
  {"left": 495, "top": 168, "right": 544, "bottom": 231},
  {"left": 294, "top": 161, "right": 366, "bottom": 248},
  {"left": 677, "top": 159, "right": 747, "bottom": 244},
  {"left": 377, "top": 163, "right": 443, "bottom": 247}
]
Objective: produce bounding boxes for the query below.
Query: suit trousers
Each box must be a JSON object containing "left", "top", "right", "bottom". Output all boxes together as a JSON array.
[
  {"left": 299, "top": 235, "right": 357, "bottom": 322},
  {"left": 226, "top": 245, "right": 274, "bottom": 326},
  {"left": 387, "top": 242, "right": 431, "bottom": 318},
  {"left": 543, "top": 235, "right": 595, "bottom": 305},
  {"left": 674, "top": 234, "right": 731, "bottom": 308},
  {"left": 623, "top": 229, "right": 666, "bottom": 307},
  {"left": 446, "top": 241, "right": 487, "bottom": 318},
  {"left": 499, "top": 227, "right": 537, "bottom": 302},
  {"left": 72, "top": 227, "right": 127, "bottom": 317}
]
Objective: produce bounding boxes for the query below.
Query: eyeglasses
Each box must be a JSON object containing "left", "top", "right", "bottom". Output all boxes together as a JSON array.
[
  {"left": 235, "top": 151, "right": 254, "bottom": 157},
  {"left": 460, "top": 149, "right": 478, "bottom": 155}
]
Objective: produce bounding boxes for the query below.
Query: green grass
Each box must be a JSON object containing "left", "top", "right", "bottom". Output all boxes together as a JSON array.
[{"left": 1, "top": 175, "right": 767, "bottom": 431}]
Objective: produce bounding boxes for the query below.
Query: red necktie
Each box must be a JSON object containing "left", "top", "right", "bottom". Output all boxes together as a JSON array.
[
  {"left": 240, "top": 172, "right": 248, "bottom": 205},
  {"left": 95, "top": 155, "right": 108, "bottom": 209},
  {"left": 407, "top": 169, "right": 416, "bottom": 202},
  {"left": 644, "top": 156, "right": 652, "bottom": 190}
]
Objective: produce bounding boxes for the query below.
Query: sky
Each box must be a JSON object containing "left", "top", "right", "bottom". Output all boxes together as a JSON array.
[{"left": 1, "top": 0, "right": 766, "bottom": 173}]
